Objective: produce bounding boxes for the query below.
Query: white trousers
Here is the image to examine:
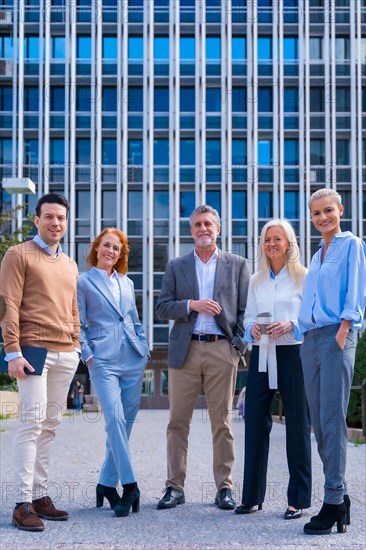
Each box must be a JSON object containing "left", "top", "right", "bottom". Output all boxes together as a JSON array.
[{"left": 14, "top": 351, "right": 79, "bottom": 502}]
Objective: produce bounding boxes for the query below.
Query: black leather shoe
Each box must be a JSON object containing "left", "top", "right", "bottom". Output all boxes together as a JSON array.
[
  {"left": 215, "top": 488, "right": 236, "bottom": 510},
  {"left": 304, "top": 502, "right": 347, "bottom": 535},
  {"left": 235, "top": 503, "right": 262, "bottom": 514},
  {"left": 157, "top": 487, "right": 185, "bottom": 509},
  {"left": 284, "top": 507, "right": 302, "bottom": 519}
]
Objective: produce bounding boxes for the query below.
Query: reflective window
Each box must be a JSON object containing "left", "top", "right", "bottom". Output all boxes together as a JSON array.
[
  {"left": 141, "top": 370, "right": 154, "bottom": 396},
  {"left": 24, "top": 139, "right": 38, "bottom": 164},
  {"left": 154, "top": 37, "right": 169, "bottom": 59},
  {"left": 232, "top": 191, "right": 247, "bottom": 218},
  {"left": 102, "top": 190, "right": 116, "bottom": 218},
  {"left": 24, "top": 87, "right": 39, "bottom": 111},
  {"left": 24, "top": 36, "right": 42, "bottom": 59},
  {"left": 103, "top": 36, "right": 117, "bottom": 59},
  {"left": 180, "top": 37, "right": 195, "bottom": 59},
  {"left": 128, "top": 190, "right": 143, "bottom": 218},
  {"left": 103, "top": 88, "right": 117, "bottom": 111},
  {"left": 102, "top": 139, "right": 117, "bottom": 164},
  {"left": 50, "top": 87, "right": 65, "bottom": 110},
  {"left": 232, "top": 37, "right": 246, "bottom": 59},
  {"left": 180, "top": 191, "right": 195, "bottom": 217},
  {"left": 258, "top": 191, "right": 273, "bottom": 218},
  {"left": 0, "top": 36, "right": 13, "bottom": 58},
  {"left": 206, "top": 37, "right": 220, "bottom": 59},
  {"left": 232, "top": 87, "right": 246, "bottom": 112},
  {"left": 128, "top": 139, "right": 143, "bottom": 164},
  {"left": 154, "top": 139, "right": 169, "bottom": 164},
  {"left": 310, "top": 139, "right": 325, "bottom": 164},
  {"left": 310, "top": 37, "right": 323, "bottom": 60},
  {"left": 154, "top": 191, "right": 169, "bottom": 218},
  {"left": 206, "top": 88, "right": 221, "bottom": 111},
  {"left": 0, "top": 139, "right": 12, "bottom": 163},
  {"left": 50, "top": 139, "right": 64, "bottom": 163},
  {"left": 206, "top": 190, "right": 221, "bottom": 215},
  {"left": 180, "top": 139, "right": 195, "bottom": 164},
  {"left": 128, "top": 87, "right": 143, "bottom": 111},
  {"left": 310, "top": 87, "right": 324, "bottom": 112},
  {"left": 284, "top": 191, "right": 299, "bottom": 219},
  {"left": 232, "top": 139, "right": 247, "bottom": 165},
  {"left": 76, "top": 86, "right": 91, "bottom": 111},
  {"left": 180, "top": 88, "right": 195, "bottom": 111},
  {"left": 206, "top": 140, "right": 221, "bottom": 164},
  {"left": 336, "top": 87, "right": 350, "bottom": 111},
  {"left": 154, "top": 87, "right": 169, "bottom": 111},
  {"left": 0, "top": 87, "right": 12, "bottom": 110},
  {"left": 336, "top": 140, "right": 350, "bottom": 165},
  {"left": 76, "top": 139, "right": 90, "bottom": 164},
  {"left": 258, "top": 140, "right": 272, "bottom": 165},
  {"left": 283, "top": 37, "right": 298, "bottom": 60},
  {"left": 51, "top": 37, "right": 65, "bottom": 59},
  {"left": 258, "top": 87, "right": 272, "bottom": 112},
  {"left": 283, "top": 87, "right": 299, "bottom": 112},
  {"left": 284, "top": 139, "right": 299, "bottom": 165},
  {"left": 258, "top": 37, "right": 272, "bottom": 59},
  {"left": 77, "top": 36, "right": 91, "bottom": 58},
  {"left": 128, "top": 37, "right": 143, "bottom": 59},
  {"left": 335, "top": 37, "right": 350, "bottom": 60}
]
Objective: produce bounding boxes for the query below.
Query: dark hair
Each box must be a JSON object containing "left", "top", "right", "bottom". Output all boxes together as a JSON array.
[
  {"left": 35, "top": 193, "right": 70, "bottom": 217},
  {"left": 86, "top": 228, "right": 129, "bottom": 275}
]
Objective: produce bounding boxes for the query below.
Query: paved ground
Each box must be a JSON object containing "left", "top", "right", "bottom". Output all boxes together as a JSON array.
[{"left": 0, "top": 408, "right": 365, "bottom": 550}]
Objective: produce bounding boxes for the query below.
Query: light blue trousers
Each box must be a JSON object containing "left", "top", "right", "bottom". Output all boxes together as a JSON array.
[
  {"left": 300, "top": 324, "right": 356, "bottom": 505},
  {"left": 89, "top": 339, "right": 147, "bottom": 487}
]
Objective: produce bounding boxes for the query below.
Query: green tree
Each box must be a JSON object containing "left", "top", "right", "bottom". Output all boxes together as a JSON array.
[
  {"left": 0, "top": 206, "right": 34, "bottom": 390},
  {"left": 347, "top": 330, "right": 366, "bottom": 428}
]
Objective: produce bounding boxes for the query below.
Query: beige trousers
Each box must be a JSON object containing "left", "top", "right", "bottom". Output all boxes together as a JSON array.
[
  {"left": 14, "top": 351, "right": 79, "bottom": 502},
  {"left": 166, "top": 339, "right": 238, "bottom": 491}
]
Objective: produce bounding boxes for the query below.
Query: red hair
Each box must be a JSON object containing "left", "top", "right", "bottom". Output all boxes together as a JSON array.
[{"left": 86, "top": 228, "right": 129, "bottom": 275}]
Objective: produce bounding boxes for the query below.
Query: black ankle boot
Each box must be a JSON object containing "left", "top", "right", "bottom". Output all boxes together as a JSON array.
[
  {"left": 304, "top": 502, "right": 347, "bottom": 535},
  {"left": 114, "top": 482, "right": 140, "bottom": 518},
  {"left": 96, "top": 484, "right": 120, "bottom": 510}
]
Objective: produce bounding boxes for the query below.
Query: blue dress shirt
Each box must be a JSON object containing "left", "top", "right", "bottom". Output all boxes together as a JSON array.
[{"left": 298, "top": 232, "right": 366, "bottom": 334}]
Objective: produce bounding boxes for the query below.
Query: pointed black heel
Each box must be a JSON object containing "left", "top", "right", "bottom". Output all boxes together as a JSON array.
[
  {"left": 344, "top": 494, "right": 351, "bottom": 525},
  {"left": 304, "top": 502, "right": 347, "bottom": 535},
  {"left": 114, "top": 483, "right": 140, "bottom": 517},
  {"left": 96, "top": 483, "right": 120, "bottom": 510},
  {"left": 234, "top": 503, "right": 263, "bottom": 514}
]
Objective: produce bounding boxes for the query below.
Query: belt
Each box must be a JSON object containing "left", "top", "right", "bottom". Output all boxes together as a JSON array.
[{"left": 191, "top": 334, "right": 227, "bottom": 343}]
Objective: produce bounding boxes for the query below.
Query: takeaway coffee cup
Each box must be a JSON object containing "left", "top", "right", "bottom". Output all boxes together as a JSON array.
[{"left": 256, "top": 312, "right": 274, "bottom": 335}]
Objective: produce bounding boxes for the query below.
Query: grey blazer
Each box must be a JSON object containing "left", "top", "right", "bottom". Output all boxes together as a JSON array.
[{"left": 156, "top": 249, "right": 249, "bottom": 368}]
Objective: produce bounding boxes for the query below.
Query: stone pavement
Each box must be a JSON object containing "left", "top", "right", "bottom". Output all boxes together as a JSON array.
[{"left": 0, "top": 409, "right": 365, "bottom": 550}]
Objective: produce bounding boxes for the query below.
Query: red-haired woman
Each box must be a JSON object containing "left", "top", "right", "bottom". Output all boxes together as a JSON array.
[{"left": 77, "top": 228, "right": 149, "bottom": 518}]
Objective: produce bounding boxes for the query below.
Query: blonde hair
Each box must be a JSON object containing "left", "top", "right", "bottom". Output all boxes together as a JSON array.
[
  {"left": 254, "top": 219, "right": 306, "bottom": 288},
  {"left": 308, "top": 188, "right": 342, "bottom": 209},
  {"left": 86, "top": 228, "right": 129, "bottom": 275}
]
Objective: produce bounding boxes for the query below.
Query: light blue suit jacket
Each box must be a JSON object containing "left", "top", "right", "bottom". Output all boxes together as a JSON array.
[{"left": 77, "top": 268, "right": 149, "bottom": 363}]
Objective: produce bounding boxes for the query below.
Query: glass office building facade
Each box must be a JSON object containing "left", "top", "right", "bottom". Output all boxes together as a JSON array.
[{"left": 0, "top": 1, "right": 365, "bottom": 405}]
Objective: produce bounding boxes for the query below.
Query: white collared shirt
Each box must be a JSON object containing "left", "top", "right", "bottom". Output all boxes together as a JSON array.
[{"left": 192, "top": 248, "right": 224, "bottom": 336}]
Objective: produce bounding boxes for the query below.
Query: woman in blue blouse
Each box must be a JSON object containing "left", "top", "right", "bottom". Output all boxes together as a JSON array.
[{"left": 299, "top": 188, "right": 366, "bottom": 536}]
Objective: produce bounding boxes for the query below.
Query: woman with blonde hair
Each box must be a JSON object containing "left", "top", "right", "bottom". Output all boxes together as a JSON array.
[
  {"left": 299, "top": 188, "right": 366, "bottom": 535},
  {"left": 77, "top": 228, "right": 150, "bottom": 518},
  {"left": 235, "top": 219, "right": 312, "bottom": 519}
]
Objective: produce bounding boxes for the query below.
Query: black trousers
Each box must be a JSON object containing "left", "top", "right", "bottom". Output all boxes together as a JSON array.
[{"left": 241, "top": 345, "right": 312, "bottom": 509}]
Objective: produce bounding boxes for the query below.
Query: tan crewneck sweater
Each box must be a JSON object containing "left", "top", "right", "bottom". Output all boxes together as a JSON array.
[{"left": 0, "top": 240, "right": 80, "bottom": 353}]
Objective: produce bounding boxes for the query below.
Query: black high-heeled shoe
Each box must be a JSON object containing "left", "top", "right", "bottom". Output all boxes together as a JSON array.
[
  {"left": 234, "top": 503, "right": 263, "bottom": 514},
  {"left": 304, "top": 502, "right": 347, "bottom": 535},
  {"left": 114, "top": 483, "right": 140, "bottom": 517},
  {"left": 96, "top": 483, "right": 120, "bottom": 510},
  {"left": 344, "top": 494, "right": 351, "bottom": 525}
]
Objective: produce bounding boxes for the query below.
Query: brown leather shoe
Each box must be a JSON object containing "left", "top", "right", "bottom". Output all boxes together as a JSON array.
[
  {"left": 32, "top": 496, "right": 69, "bottom": 521},
  {"left": 12, "top": 503, "right": 45, "bottom": 531}
]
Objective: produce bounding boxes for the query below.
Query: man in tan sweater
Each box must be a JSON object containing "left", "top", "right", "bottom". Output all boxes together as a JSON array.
[{"left": 0, "top": 193, "right": 80, "bottom": 532}]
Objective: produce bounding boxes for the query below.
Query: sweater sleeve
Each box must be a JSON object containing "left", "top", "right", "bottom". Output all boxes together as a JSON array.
[{"left": 0, "top": 246, "right": 25, "bottom": 353}]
